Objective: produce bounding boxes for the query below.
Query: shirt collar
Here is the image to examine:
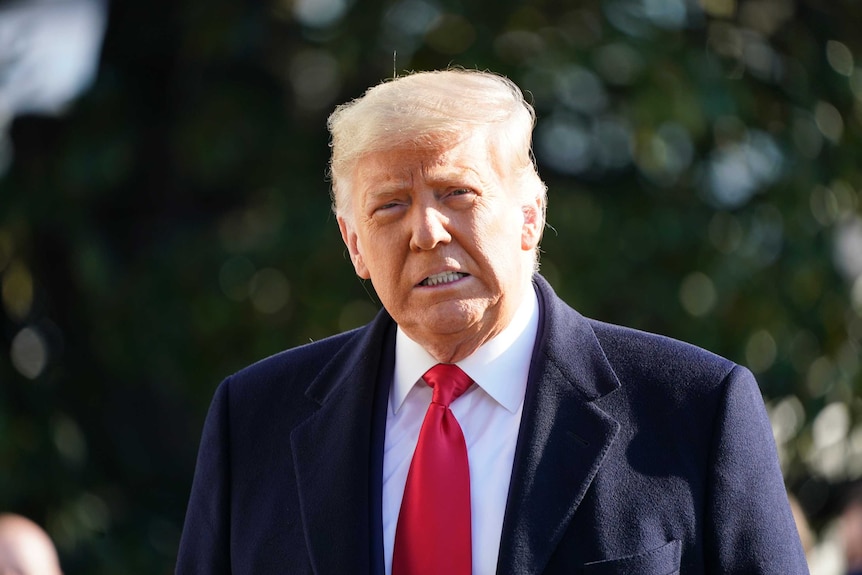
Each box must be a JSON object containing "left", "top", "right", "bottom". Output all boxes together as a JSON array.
[{"left": 391, "top": 284, "right": 539, "bottom": 415}]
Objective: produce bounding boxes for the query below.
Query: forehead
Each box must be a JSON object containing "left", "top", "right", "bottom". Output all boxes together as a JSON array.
[{"left": 353, "top": 134, "right": 502, "bottom": 192}]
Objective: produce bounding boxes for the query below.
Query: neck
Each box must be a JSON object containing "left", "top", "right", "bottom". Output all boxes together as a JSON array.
[
  {"left": 420, "top": 336, "right": 496, "bottom": 364},
  {"left": 405, "top": 275, "right": 535, "bottom": 364}
]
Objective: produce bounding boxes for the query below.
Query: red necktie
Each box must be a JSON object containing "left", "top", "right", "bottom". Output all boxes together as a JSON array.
[{"left": 392, "top": 364, "right": 473, "bottom": 575}]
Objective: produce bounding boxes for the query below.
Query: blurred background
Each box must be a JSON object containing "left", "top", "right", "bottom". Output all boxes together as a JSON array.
[{"left": 1, "top": 0, "right": 861, "bottom": 572}]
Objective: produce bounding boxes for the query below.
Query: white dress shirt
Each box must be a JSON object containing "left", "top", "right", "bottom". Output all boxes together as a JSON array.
[{"left": 382, "top": 287, "right": 539, "bottom": 575}]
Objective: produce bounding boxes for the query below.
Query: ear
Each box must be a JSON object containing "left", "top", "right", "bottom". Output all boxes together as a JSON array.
[
  {"left": 338, "top": 216, "right": 371, "bottom": 279},
  {"left": 521, "top": 194, "right": 545, "bottom": 251}
]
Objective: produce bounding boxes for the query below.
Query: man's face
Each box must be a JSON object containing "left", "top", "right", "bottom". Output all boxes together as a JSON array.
[{"left": 338, "top": 131, "right": 543, "bottom": 362}]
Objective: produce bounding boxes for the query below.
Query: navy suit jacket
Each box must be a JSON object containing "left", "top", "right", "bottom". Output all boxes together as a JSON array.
[{"left": 177, "top": 275, "right": 809, "bottom": 574}]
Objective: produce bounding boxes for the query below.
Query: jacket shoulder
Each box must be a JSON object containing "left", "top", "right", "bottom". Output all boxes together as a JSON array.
[
  {"left": 588, "top": 318, "right": 738, "bottom": 392},
  {"left": 213, "top": 324, "right": 372, "bottom": 418},
  {"left": 233, "top": 326, "right": 365, "bottom": 384}
]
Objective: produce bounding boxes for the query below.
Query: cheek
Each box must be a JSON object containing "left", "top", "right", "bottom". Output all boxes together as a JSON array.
[
  {"left": 363, "top": 244, "right": 404, "bottom": 287},
  {"left": 477, "top": 213, "right": 532, "bottom": 280},
  {"left": 476, "top": 234, "right": 519, "bottom": 276},
  {"left": 468, "top": 213, "right": 516, "bottom": 252},
  {"left": 491, "top": 212, "right": 527, "bottom": 251}
]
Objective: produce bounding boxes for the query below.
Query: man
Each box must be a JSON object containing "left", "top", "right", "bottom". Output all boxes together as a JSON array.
[
  {"left": 177, "top": 69, "right": 809, "bottom": 574},
  {"left": 0, "top": 513, "right": 63, "bottom": 575}
]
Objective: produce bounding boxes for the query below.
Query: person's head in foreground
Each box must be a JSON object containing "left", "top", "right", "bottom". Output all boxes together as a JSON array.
[{"left": 0, "top": 513, "right": 62, "bottom": 575}]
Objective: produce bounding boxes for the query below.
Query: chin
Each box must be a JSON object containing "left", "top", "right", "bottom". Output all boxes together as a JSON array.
[{"left": 421, "top": 301, "right": 492, "bottom": 333}]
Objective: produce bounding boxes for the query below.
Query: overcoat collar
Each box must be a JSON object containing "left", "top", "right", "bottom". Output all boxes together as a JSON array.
[
  {"left": 496, "top": 275, "right": 620, "bottom": 574},
  {"left": 289, "top": 312, "right": 394, "bottom": 575},
  {"left": 289, "top": 275, "right": 621, "bottom": 575}
]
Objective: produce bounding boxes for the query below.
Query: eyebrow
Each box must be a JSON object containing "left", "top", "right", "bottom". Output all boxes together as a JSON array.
[
  {"left": 358, "top": 162, "right": 487, "bottom": 201},
  {"left": 361, "top": 176, "right": 413, "bottom": 197},
  {"left": 421, "top": 162, "right": 485, "bottom": 185}
]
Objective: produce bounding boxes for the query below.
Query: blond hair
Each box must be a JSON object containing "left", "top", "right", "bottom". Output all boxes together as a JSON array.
[{"left": 327, "top": 69, "right": 547, "bottom": 231}]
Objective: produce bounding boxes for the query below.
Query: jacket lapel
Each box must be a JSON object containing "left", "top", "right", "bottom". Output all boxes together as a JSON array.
[
  {"left": 497, "top": 276, "right": 621, "bottom": 575},
  {"left": 289, "top": 311, "right": 394, "bottom": 575}
]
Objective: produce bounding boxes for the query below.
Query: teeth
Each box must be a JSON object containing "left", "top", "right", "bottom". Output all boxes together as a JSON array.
[{"left": 421, "top": 272, "right": 465, "bottom": 286}]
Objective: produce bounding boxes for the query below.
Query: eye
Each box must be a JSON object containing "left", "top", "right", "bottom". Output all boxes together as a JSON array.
[
  {"left": 372, "top": 196, "right": 406, "bottom": 212},
  {"left": 445, "top": 188, "right": 476, "bottom": 205},
  {"left": 371, "top": 198, "right": 408, "bottom": 220},
  {"left": 446, "top": 188, "right": 478, "bottom": 201}
]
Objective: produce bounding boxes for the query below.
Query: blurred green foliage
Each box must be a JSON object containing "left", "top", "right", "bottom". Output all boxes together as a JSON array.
[{"left": 1, "top": 0, "right": 861, "bottom": 572}]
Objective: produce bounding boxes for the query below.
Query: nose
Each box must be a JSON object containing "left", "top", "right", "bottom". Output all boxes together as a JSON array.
[{"left": 409, "top": 205, "right": 451, "bottom": 251}]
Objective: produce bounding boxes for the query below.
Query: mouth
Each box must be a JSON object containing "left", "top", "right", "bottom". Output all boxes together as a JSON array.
[{"left": 418, "top": 271, "right": 468, "bottom": 287}]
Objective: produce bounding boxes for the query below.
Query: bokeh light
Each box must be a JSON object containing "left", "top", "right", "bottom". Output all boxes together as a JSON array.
[{"left": 10, "top": 326, "right": 47, "bottom": 380}]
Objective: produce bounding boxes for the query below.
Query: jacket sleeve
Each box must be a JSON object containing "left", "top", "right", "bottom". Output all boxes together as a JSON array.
[
  {"left": 176, "top": 378, "right": 232, "bottom": 575},
  {"left": 705, "top": 365, "right": 809, "bottom": 574}
]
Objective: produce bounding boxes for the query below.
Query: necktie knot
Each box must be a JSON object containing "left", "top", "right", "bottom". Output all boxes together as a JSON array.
[{"left": 422, "top": 364, "right": 472, "bottom": 407}]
